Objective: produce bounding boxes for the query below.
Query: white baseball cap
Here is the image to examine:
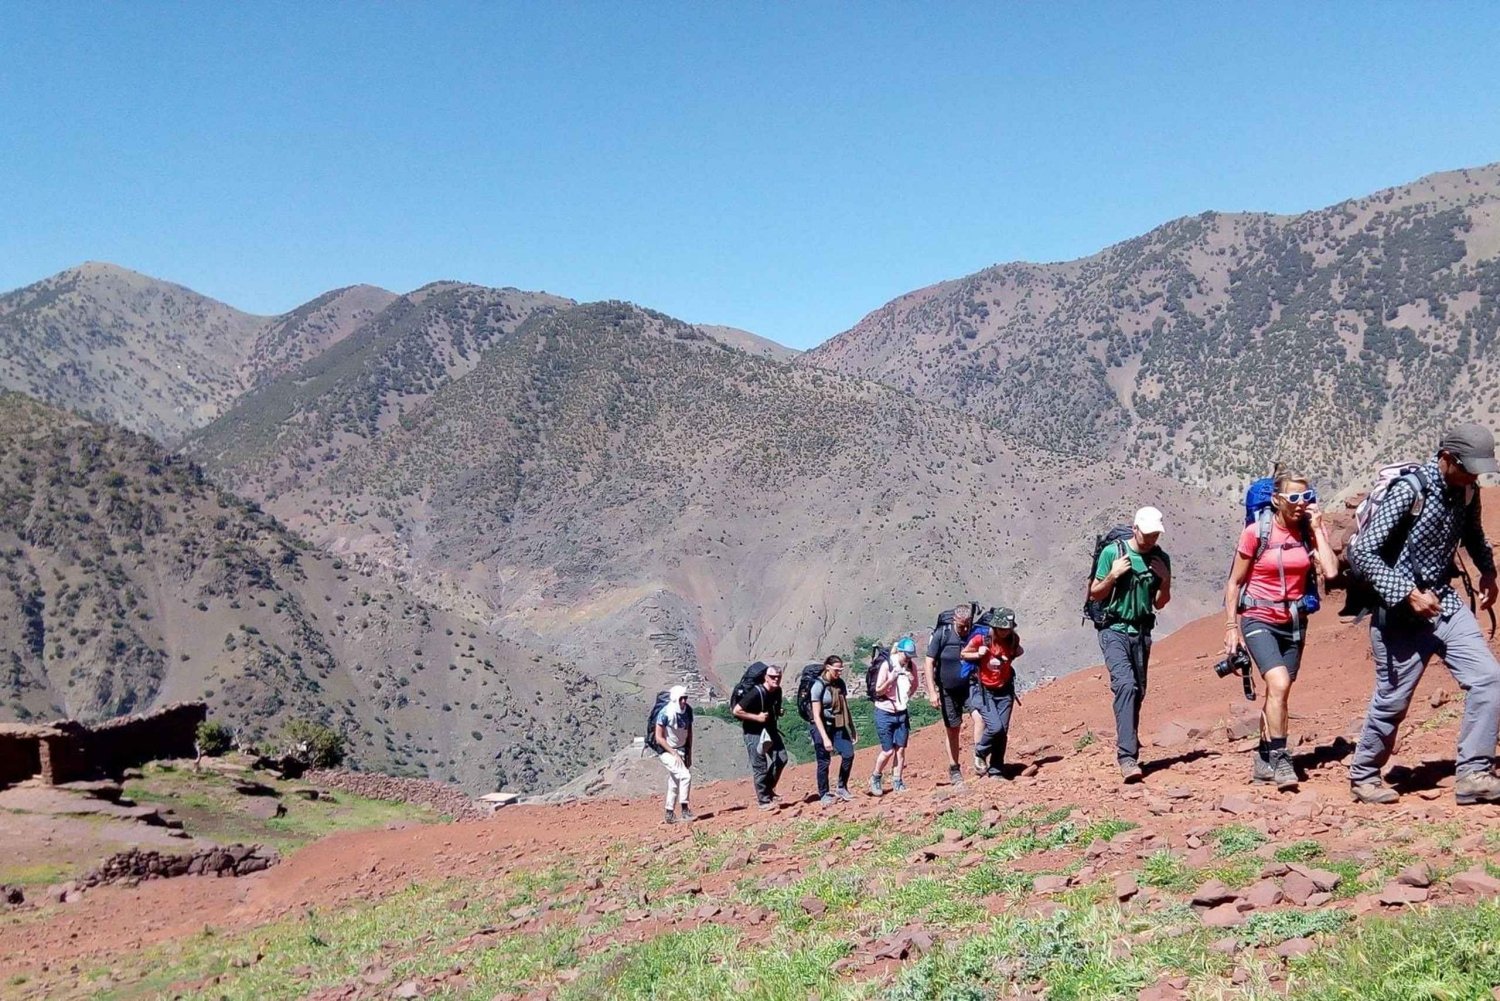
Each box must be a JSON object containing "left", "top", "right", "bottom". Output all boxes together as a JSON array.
[{"left": 1133, "top": 506, "right": 1165, "bottom": 535}]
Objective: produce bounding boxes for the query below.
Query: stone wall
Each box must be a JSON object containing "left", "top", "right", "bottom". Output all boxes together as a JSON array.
[
  {"left": 0, "top": 702, "right": 207, "bottom": 788},
  {"left": 0, "top": 729, "right": 42, "bottom": 787},
  {"left": 304, "top": 768, "right": 488, "bottom": 822},
  {"left": 80, "top": 844, "right": 279, "bottom": 888},
  {"left": 84, "top": 702, "right": 205, "bottom": 777}
]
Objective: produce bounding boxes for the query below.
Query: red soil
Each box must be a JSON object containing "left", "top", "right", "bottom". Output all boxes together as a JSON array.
[{"left": 3, "top": 491, "right": 1497, "bottom": 981}]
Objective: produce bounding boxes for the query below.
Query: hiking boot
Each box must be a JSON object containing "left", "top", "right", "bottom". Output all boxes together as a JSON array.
[
  {"left": 1455, "top": 771, "right": 1500, "bottom": 805},
  {"left": 973, "top": 754, "right": 986, "bottom": 776},
  {"left": 1350, "top": 780, "right": 1399, "bottom": 805},
  {"left": 985, "top": 767, "right": 1005, "bottom": 779},
  {"left": 664, "top": 810, "right": 677, "bottom": 825},
  {"left": 819, "top": 794, "right": 836, "bottom": 807},
  {"left": 1251, "top": 750, "right": 1275, "bottom": 784},
  {"left": 1119, "top": 758, "right": 1144, "bottom": 783},
  {"left": 1271, "top": 751, "right": 1299, "bottom": 791},
  {"left": 679, "top": 804, "right": 696, "bottom": 822},
  {"left": 834, "top": 786, "right": 854, "bottom": 802},
  {"left": 891, "top": 778, "right": 907, "bottom": 793},
  {"left": 869, "top": 774, "right": 884, "bottom": 797},
  {"left": 948, "top": 765, "right": 964, "bottom": 786},
  {"left": 756, "top": 800, "right": 775, "bottom": 812}
]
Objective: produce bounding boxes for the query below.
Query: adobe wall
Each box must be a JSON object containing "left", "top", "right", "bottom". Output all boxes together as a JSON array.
[
  {"left": 0, "top": 702, "right": 207, "bottom": 787},
  {"left": 86, "top": 702, "right": 205, "bottom": 776},
  {"left": 0, "top": 731, "right": 41, "bottom": 787}
]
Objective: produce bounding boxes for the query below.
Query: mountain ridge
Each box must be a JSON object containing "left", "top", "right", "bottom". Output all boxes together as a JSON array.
[{"left": 803, "top": 161, "right": 1500, "bottom": 491}]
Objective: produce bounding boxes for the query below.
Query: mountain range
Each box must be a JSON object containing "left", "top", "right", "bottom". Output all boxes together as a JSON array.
[
  {"left": 807, "top": 163, "right": 1500, "bottom": 491},
  {"left": 3, "top": 161, "right": 1499, "bottom": 793}
]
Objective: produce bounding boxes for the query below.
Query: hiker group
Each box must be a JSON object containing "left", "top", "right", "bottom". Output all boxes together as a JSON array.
[{"left": 647, "top": 422, "right": 1500, "bottom": 822}]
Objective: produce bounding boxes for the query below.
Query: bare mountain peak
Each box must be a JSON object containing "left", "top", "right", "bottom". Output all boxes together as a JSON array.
[{"left": 805, "top": 159, "right": 1500, "bottom": 492}]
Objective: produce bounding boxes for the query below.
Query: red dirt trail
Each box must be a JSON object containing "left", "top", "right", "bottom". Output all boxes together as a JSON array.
[{"left": 3, "top": 492, "right": 1497, "bottom": 982}]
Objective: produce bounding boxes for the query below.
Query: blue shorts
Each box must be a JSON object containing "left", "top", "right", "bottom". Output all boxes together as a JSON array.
[{"left": 874, "top": 708, "right": 910, "bottom": 751}]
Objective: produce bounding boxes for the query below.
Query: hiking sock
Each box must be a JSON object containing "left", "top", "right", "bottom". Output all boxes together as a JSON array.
[
  {"left": 1269, "top": 737, "right": 1287, "bottom": 754},
  {"left": 1256, "top": 738, "right": 1270, "bottom": 761}
]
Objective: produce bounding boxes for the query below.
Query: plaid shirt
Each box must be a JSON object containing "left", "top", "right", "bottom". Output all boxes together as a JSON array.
[{"left": 1348, "top": 458, "right": 1496, "bottom": 616}]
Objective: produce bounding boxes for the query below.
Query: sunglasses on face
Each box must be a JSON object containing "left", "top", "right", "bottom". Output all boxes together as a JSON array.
[
  {"left": 766, "top": 674, "right": 782, "bottom": 681},
  {"left": 1279, "top": 490, "right": 1317, "bottom": 504}
]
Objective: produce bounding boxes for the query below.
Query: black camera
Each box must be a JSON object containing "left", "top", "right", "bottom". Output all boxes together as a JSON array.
[
  {"left": 1214, "top": 648, "right": 1251, "bottom": 679},
  {"left": 1214, "top": 647, "right": 1256, "bottom": 701}
]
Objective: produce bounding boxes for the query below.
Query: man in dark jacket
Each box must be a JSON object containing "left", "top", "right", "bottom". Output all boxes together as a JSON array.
[
  {"left": 1348, "top": 423, "right": 1500, "bottom": 806},
  {"left": 733, "top": 666, "right": 787, "bottom": 810}
]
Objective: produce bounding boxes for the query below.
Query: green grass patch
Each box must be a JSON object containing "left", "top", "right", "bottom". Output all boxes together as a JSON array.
[
  {"left": 1241, "top": 908, "right": 1351, "bottom": 947},
  {"left": 1139, "top": 851, "right": 1198, "bottom": 893},
  {"left": 121, "top": 763, "right": 438, "bottom": 852},
  {"left": 1211, "top": 823, "right": 1269, "bottom": 858},
  {"left": 1282, "top": 901, "right": 1500, "bottom": 999},
  {"left": 884, "top": 905, "right": 1224, "bottom": 1001},
  {"left": 797, "top": 816, "right": 883, "bottom": 848},
  {"left": 0, "top": 861, "right": 73, "bottom": 887},
  {"left": 1202, "top": 856, "right": 1263, "bottom": 890},
  {"left": 79, "top": 875, "right": 580, "bottom": 1000},
  {"left": 1274, "top": 840, "right": 1326, "bottom": 863}
]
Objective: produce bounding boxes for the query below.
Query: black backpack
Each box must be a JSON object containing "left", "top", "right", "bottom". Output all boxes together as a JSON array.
[
  {"left": 796, "top": 663, "right": 836, "bottom": 723},
  {"left": 933, "top": 602, "right": 980, "bottom": 630},
  {"left": 643, "top": 691, "right": 691, "bottom": 754},
  {"left": 863, "top": 645, "right": 891, "bottom": 701},
  {"left": 730, "top": 661, "right": 772, "bottom": 712},
  {"left": 1082, "top": 525, "right": 1135, "bottom": 629}
]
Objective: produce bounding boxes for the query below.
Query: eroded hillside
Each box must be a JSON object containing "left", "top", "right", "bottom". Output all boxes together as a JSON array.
[{"left": 0, "top": 394, "right": 624, "bottom": 793}]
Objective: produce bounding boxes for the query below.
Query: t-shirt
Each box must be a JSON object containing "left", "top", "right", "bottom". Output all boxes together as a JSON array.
[
  {"left": 809, "top": 678, "right": 852, "bottom": 731},
  {"left": 874, "top": 659, "right": 914, "bottom": 713},
  {"left": 926, "top": 622, "right": 974, "bottom": 689},
  {"left": 964, "top": 630, "right": 1021, "bottom": 689},
  {"left": 654, "top": 705, "right": 692, "bottom": 751},
  {"left": 1092, "top": 542, "right": 1168, "bottom": 635},
  {"left": 1237, "top": 522, "right": 1312, "bottom": 625},
  {"left": 735, "top": 685, "right": 782, "bottom": 736}
]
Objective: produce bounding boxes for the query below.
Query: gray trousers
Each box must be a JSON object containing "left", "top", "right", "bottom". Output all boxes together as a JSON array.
[
  {"left": 1350, "top": 605, "right": 1500, "bottom": 783},
  {"left": 1099, "top": 628, "right": 1151, "bottom": 763},
  {"left": 743, "top": 732, "right": 787, "bottom": 804},
  {"left": 970, "top": 682, "right": 1015, "bottom": 769}
]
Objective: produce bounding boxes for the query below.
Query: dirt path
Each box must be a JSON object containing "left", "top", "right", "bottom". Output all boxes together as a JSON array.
[{"left": 6, "top": 596, "right": 1497, "bottom": 982}]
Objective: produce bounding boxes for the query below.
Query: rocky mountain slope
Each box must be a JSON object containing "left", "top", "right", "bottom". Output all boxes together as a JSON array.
[
  {"left": 6, "top": 504, "right": 1500, "bottom": 999},
  {"left": 0, "top": 393, "right": 626, "bottom": 794},
  {"left": 805, "top": 162, "right": 1500, "bottom": 491},
  {"left": 190, "top": 299, "right": 1232, "bottom": 702},
  {"left": 0, "top": 263, "right": 267, "bottom": 441}
]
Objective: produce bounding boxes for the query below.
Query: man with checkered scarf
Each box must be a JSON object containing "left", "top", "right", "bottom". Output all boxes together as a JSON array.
[{"left": 1347, "top": 423, "right": 1500, "bottom": 806}]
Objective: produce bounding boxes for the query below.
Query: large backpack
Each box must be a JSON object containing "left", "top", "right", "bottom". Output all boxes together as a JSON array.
[
  {"left": 1335, "top": 461, "right": 1470, "bottom": 617},
  {"left": 643, "top": 691, "right": 691, "bottom": 754},
  {"left": 1333, "top": 462, "right": 1432, "bottom": 617},
  {"left": 1081, "top": 525, "right": 1135, "bottom": 628},
  {"left": 730, "top": 661, "right": 772, "bottom": 712},
  {"left": 796, "top": 663, "right": 837, "bottom": 723},
  {"left": 863, "top": 645, "right": 891, "bottom": 701},
  {"left": 933, "top": 603, "right": 981, "bottom": 630}
]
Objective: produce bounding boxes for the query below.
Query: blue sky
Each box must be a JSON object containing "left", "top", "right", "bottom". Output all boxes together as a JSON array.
[{"left": 2, "top": 3, "right": 1498, "bottom": 348}]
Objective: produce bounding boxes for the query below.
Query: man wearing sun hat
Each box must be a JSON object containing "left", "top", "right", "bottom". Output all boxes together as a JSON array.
[
  {"left": 1348, "top": 422, "right": 1500, "bottom": 806},
  {"left": 1088, "top": 506, "right": 1173, "bottom": 782}
]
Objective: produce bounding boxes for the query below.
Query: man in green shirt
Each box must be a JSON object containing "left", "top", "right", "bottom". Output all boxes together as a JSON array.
[{"left": 1088, "top": 506, "right": 1173, "bottom": 782}]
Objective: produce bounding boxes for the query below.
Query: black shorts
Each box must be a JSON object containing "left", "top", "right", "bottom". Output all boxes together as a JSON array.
[
  {"left": 1240, "top": 618, "right": 1303, "bottom": 681},
  {"left": 938, "top": 684, "right": 970, "bottom": 728}
]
